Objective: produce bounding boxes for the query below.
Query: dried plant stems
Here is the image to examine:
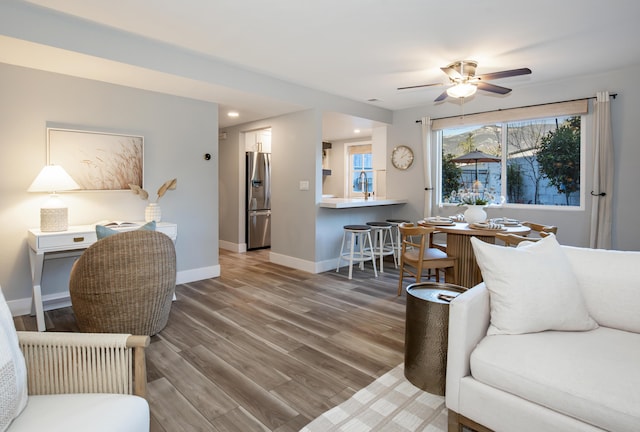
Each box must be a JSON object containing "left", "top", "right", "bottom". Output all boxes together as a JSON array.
[{"left": 129, "top": 178, "right": 177, "bottom": 203}]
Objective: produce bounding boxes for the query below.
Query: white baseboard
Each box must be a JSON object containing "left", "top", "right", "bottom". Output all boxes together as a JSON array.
[
  {"left": 219, "top": 240, "right": 246, "bottom": 253},
  {"left": 176, "top": 265, "right": 220, "bottom": 284},
  {"left": 8, "top": 265, "right": 221, "bottom": 317},
  {"left": 316, "top": 258, "right": 340, "bottom": 274},
  {"left": 269, "top": 252, "right": 338, "bottom": 274},
  {"left": 7, "top": 292, "right": 73, "bottom": 317}
]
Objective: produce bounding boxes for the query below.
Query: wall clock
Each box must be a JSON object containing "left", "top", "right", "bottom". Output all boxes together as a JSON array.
[{"left": 391, "top": 145, "right": 414, "bottom": 170}]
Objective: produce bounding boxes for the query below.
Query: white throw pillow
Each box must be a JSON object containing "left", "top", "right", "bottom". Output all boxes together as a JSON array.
[
  {"left": 470, "top": 235, "right": 598, "bottom": 335},
  {"left": 0, "top": 287, "right": 28, "bottom": 432}
]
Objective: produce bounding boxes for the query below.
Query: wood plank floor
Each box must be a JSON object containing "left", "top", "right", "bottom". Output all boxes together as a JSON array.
[{"left": 14, "top": 249, "right": 427, "bottom": 432}]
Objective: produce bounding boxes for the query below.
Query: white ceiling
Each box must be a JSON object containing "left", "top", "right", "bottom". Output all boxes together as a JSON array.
[{"left": 7, "top": 0, "right": 640, "bottom": 140}]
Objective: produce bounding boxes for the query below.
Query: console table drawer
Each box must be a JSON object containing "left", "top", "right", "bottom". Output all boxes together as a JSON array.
[{"left": 36, "top": 232, "right": 97, "bottom": 250}]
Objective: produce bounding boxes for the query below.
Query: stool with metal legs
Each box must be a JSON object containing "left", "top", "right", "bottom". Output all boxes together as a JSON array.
[
  {"left": 366, "top": 221, "right": 397, "bottom": 272},
  {"left": 336, "top": 225, "right": 378, "bottom": 279}
]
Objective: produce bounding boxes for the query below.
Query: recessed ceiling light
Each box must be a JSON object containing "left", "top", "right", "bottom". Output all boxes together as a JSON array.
[
  {"left": 228, "top": 111, "right": 239, "bottom": 117},
  {"left": 354, "top": 129, "right": 361, "bottom": 134}
]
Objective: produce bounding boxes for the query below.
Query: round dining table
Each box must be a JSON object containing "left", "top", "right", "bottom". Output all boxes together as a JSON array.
[{"left": 429, "top": 222, "right": 531, "bottom": 288}]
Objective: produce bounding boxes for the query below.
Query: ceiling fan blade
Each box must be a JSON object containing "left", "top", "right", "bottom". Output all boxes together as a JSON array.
[
  {"left": 441, "top": 66, "right": 462, "bottom": 80},
  {"left": 434, "top": 90, "right": 449, "bottom": 102},
  {"left": 477, "top": 82, "right": 512, "bottom": 95},
  {"left": 397, "top": 82, "right": 445, "bottom": 91},
  {"left": 476, "top": 67, "right": 532, "bottom": 81}
]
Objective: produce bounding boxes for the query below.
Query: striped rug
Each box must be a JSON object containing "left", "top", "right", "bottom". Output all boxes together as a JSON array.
[{"left": 300, "top": 364, "right": 447, "bottom": 432}]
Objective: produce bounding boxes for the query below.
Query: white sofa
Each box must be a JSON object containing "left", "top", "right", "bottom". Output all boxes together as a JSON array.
[{"left": 446, "top": 240, "right": 640, "bottom": 432}]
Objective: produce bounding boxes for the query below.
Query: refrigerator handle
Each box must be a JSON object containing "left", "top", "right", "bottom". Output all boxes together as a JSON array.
[{"left": 264, "top": 153, "right": 271, "bottom": 207}]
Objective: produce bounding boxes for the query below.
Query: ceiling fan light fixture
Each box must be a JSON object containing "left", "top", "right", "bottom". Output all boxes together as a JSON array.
[{"left": 447, "top": 82, "right": 477, "bottom": 98}]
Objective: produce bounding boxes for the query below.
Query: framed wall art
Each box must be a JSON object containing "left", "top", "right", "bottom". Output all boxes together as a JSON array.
[{"left": 47, "top": 128, "right": 144, "bottom": 191}]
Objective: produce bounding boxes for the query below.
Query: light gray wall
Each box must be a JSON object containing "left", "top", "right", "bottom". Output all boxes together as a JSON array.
[
  {"left": 0, "top": 63, "right": 219, "bottom": 313},
  {"left": 386, "top": 64, "right": 640, "bottom": 250},
  {"left": 271, "top": 110, "right": 321, "bottom": 262},
  {"left": 218, "top": 129, "right": 242, "bottom": 250},
  {"left": 219, "top": 110, "right": 322, "bottom": 263}
]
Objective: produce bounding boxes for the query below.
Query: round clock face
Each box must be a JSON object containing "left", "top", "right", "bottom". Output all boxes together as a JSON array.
[{"left": 391, "top": 145, "right": 414, "bottom": 170}]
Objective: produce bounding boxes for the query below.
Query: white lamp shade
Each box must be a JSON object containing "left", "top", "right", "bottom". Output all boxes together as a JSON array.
[
  {"left": 28, "top": 165, "right": 80, "bottom": 192},
  {"left": 446, "top": 83, "right": 477, "bottom": 99}
]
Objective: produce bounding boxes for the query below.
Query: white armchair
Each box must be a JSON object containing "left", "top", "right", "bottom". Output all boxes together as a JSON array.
[{"left": 0, "top": 287, "right": 150, "bottom": 432}]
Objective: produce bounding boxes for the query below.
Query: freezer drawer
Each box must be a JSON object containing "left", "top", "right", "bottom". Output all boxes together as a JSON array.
[{"left": 247, "top": 210, "right": 271, "bottom": 250}]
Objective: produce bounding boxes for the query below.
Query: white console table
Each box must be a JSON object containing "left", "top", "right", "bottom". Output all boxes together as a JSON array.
[{"left": 27, "top": 222, "right": 178, "bottom": 331}]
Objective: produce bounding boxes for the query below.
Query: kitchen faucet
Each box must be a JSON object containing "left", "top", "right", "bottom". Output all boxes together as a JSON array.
[{"left": 359, "top": 170, "right": 369, "bottom": 200}]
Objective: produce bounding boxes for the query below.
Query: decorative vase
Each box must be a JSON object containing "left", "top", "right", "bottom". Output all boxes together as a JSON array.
[
  {"left": 145, "top": 203, "right": 162, "bottom": 222},
  {"left": 464, "top": 205, "right": 487, "bottom": 224}
]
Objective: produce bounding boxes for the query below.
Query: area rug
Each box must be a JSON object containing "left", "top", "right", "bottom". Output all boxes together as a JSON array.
[{"left": 300, "top": 363, "right": 447, "bottom": 432}]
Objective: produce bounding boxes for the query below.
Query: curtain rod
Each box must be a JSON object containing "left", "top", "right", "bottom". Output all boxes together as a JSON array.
[{"left": 415, "top": 93, "right": 618, "bottom": 124}]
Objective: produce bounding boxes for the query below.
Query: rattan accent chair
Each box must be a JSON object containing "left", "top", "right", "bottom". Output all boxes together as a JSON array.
[{"left": 70, "top": 229, "right": 176, "bottom": 336}]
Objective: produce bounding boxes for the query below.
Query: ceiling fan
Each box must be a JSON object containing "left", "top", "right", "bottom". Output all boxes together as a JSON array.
[{"left": 398, "top": 60, "right": 532, "bottom": 102}]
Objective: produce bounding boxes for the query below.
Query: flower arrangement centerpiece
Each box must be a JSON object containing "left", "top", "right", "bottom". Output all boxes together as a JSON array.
[
  {"left": 446, "top": 188, "right": 495, "bottom": 206},
  {"left": 129, "top": 178, "right": 177, "bottom": 222},
  {"left": 458, "top": 192, "right": 491, "bottom": 206},
  {"left": 450, "top": 187, "right": 495, "bottom": 224}
]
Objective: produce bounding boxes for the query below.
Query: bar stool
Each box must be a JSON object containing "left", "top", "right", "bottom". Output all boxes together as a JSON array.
[
  {"left": 386, "top": 219, "right": 410, "bottom": 259},
  {"left": 366, "top": 221, "right": 397, "bottom": 272},
  {"left": 336, "top": 225, "right": 378, "bottom": 280}
]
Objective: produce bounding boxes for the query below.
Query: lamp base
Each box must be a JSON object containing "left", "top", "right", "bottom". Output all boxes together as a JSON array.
[{"left": 41, "top": 207, "right": 68, "bottom": 232}]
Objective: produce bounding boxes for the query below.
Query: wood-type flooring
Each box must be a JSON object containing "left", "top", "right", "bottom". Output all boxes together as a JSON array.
[{"left": 14, "top": 249, "right": 417, "bottom": 431}]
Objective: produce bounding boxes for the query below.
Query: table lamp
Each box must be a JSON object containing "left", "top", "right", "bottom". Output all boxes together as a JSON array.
[{"left": 28, "top": 165, "right": 80, "bottom": 232}]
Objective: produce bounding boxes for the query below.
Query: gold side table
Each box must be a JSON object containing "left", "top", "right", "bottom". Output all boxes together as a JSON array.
[{"left": 404, "top": 282, "right": 466, "bottom": 395}]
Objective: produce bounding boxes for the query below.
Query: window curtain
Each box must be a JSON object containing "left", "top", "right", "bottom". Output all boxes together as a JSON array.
[
  {"left": 589, "top": 91, "right": 614, "bottom": 249},
  {"left": 421, "top": 116, "right": 433, "bottom": 217}
]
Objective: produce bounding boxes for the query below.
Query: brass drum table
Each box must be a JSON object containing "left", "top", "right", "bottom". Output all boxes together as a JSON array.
[{"left": 404, "top": 282, "right": 467, "bottom": 396}]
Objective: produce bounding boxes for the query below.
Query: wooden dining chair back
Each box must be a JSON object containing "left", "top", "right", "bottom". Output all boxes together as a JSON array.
[
  {"left": 495, "top": 232, "right": 538, "bottom": 247},
  {"left": 496, "top": 222, "right": 558, "bottom": 247},
  {"left": 523, "top": 221, "right": 558, "bottom": 237},
  {"left": 397, "top": 223, "right": 457, "bottom": 296}
]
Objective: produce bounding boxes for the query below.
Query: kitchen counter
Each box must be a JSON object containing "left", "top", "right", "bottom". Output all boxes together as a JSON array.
[{"left": 319, "top": 197, "right": 408, "bottom": 208}]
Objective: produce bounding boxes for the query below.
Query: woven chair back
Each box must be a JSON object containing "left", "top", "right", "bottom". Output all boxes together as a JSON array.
[{"left": 70, "top": 229, "right": 176, "bottom": 336}]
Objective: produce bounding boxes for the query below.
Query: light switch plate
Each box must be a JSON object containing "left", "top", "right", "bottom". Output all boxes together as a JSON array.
[{"left": 299, "top": 180, "right": 309, "bottom": 191}]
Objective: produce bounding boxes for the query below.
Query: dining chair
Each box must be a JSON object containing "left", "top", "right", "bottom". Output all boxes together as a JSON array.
[
  {"left": 397, "top": 223, "right": 457, "bottom": 296},
  {"left": 523, "top": 221, "right": 558, "bottom": 236},
  {"left": 496, "top": 222, "right": 558, "bottom": 247}
]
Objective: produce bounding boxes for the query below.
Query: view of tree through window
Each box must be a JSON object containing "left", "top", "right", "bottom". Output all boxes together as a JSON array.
[{"left": 440, "top": 115, "right": 581, "bottom": 207}]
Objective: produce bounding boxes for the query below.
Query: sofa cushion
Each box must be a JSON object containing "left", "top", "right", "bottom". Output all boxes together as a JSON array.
[
  {"left": 0, "top": 288, "right": 27, "bottom": 432},
  {"left": 470, "top": 235, "right": 597, "bottom": 335},
  {"left": 470, "top": 327, "right": 640, "bottom": 432},
  {"left": 8, "top": 393, "right": 149, "bottom": 432},
  {"left": 562, "top": 245, "right": 640, "bottom": 333}
]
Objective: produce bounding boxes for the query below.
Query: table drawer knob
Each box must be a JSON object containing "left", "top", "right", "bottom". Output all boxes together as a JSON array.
[{"left": 73, "top": 237, "right": 85, "bottom": 243}]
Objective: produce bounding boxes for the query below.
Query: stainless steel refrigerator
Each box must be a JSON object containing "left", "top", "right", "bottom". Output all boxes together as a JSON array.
[{"left": 246, "top": 152, "right": 271, "bottom": 250}]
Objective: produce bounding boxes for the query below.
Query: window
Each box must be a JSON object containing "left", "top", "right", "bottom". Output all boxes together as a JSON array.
[
  {"left": 347, "top": 144, "right": 373, "bottom": 197},
  {"left": 437, "top": 101, "right": 587, "bottom": 208}
]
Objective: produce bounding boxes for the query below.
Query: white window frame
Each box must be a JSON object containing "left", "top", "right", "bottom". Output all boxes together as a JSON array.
[{"left": 344, "top": 142, "right": 374, "bottom": 198}]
